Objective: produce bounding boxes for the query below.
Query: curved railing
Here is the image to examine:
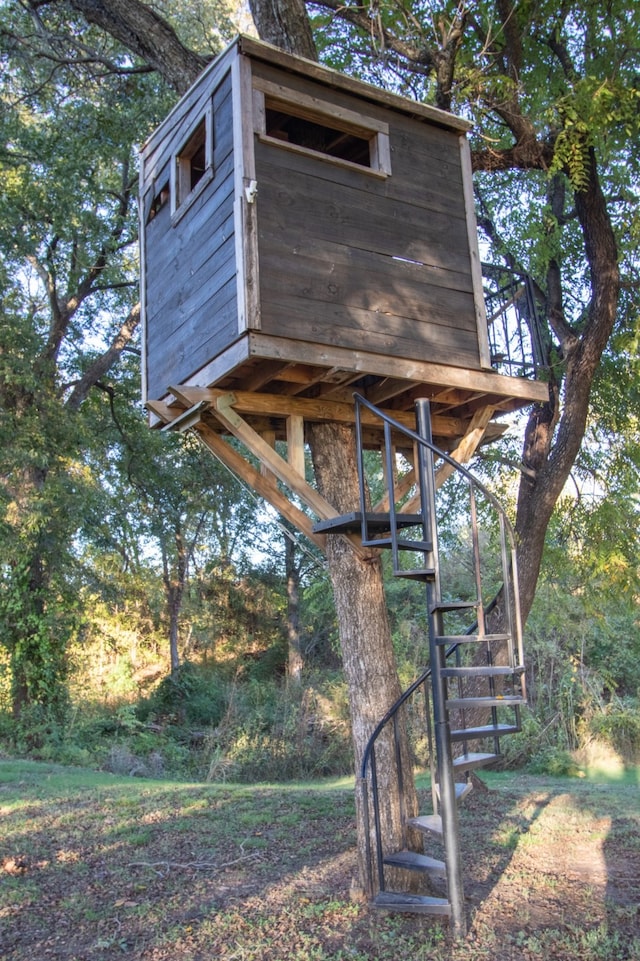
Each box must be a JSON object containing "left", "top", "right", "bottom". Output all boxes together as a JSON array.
[{"left": 353, "top": 393, "right": 524, "bottom": 899}]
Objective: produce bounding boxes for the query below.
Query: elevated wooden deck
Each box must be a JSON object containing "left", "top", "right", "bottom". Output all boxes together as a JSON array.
[{"left": 147, "top": 335, "right": 548, "bottom": 451}]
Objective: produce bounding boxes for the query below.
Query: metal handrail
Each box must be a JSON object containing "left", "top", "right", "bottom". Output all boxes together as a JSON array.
[{"left": 354, "top": 393, "right": 524, "bottom": 902}]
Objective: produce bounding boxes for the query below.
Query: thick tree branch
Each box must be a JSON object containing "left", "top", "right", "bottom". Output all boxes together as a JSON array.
[
  {"left": 471, "top": 138, "right": 554, "bottom": 173},
  {"left": 313, "top": 0, "right": 436, "bottom": 69},
  {"left": 249, "top": 0, "right": 317, "bottom": 60},
  {"left": 66, "top": 302, "right": 140, "bottom": 411},
  {"left": 57, "top": 0, "right": 207, "bottom": 93}
]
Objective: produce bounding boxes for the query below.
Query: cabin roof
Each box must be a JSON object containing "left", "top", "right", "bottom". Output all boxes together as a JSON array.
[{"left": 140, "top": 33, "right": 471, "bottom": 158}]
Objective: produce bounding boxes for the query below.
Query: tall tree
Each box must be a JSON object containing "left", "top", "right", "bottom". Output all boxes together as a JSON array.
[
  {"left": 0, "top": 1, "right": 171, "bottom": 716},
  {"left": 307, "top": 0, "right": 637, "bottom": 623},
  {"left": 7, "top": 0, "right": 637, "bottom": 891}
]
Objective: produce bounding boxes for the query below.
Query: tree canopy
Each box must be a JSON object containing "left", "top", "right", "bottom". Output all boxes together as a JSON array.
[{"left": 0, "top": 1, "right": 637, "bottom": 799}]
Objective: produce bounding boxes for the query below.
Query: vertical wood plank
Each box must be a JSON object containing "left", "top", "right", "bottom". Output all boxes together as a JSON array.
[
  {"left": 232, "top": 50, "right": 261, "bottom": 335},
  {"left": 139, "top": 154, "right": 149, "bottom": 404},
  {"left": 261, "top": 428, "right": 277, "bottom": 486},
  {"left": 460, "top": 135, "right": 492, "bottom": 368},
  {"left": 286, "top": 414, "right": 306, "bottom": 478}
]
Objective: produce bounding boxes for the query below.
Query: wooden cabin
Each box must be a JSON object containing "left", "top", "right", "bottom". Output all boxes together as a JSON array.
[
  {"left": 139, "top": 34, "right": 548, "bottom": 544},
  {"left": 140, "top": 34, "right": 546, "bottom": 453}
]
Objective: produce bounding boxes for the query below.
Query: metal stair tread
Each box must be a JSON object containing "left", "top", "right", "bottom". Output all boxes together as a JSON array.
[
  {"left": 452, "top": 751, "right": 498, "bottom": 771},
  {"left": 446, "top": 695, "right": 525, "bottom": 709},
  {"left": 408, "top": 813, "right": 443, "bottom": 837},
  {"left": 312, "top": 511, "right": 423, "bottom": 534},
  {"left": 394, "top": 568, "right": 436, "bottom": 580},
  {"left": 435, "top": 633, "right": 511, "bottom": 645},
  {"left": 450, "top": 723, "right": 520, "bottom": 741},
  {"left": 431, "top": 600, "right": 477, "bottom": 613},
  {"left": 435, "top": 781, "right": 473, "bottom": 804},
  {"left": 383, "top": 850, "right": 447, "bottom": 878},
  {"left": 441, "top": 665, "right": 524, "bottom": 678},
  {"left": 373, "top": 891, "right": 451, "bottom": 915}
]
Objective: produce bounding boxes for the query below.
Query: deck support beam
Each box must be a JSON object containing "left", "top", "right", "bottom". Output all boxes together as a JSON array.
[{"left": 148, "top": 388, "right": 498, "bottom": 565}]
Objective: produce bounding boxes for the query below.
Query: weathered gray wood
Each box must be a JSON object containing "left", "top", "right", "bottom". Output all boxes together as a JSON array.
[
  {"left": 145, "top": 187, "right": 234, "bottom": 286},
  {"left": 146, "top": 276, "right": 238, "bottom": 398},
  {"left": 255, "top": 155, "right": 471, "bottom": 274},
  {"left": 244, "top": 332, "right": 549, "bottom": 402},
  {"left": 232, "top": 52, "right": 261, "bottom": 336},
  {"left": 259, "top": 298, "right": 481, "bottom": 370},
  {"left": 140, "top": 45, "right": 237, "bottom": 185},
  {"left": 141, "top": 36, "right": 546, "bottom": 418},
  {"left": 459, "top": 136, "right": 492, "bottom": 369},
  {"left": 241, "top": 38, "right": 471, "bottom": 132},
  {"left": 258, "top": 232, "right": 477, "bottom": 322}
]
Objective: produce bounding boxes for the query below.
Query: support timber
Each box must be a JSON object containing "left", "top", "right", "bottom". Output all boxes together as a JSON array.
[{"left": 147, "top": 387, "right": 504, "bottom": 555}]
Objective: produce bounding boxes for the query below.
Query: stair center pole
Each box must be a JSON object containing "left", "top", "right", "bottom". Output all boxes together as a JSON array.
[{"left": 415, "top": 398, "right": 467, "bottom": 938}]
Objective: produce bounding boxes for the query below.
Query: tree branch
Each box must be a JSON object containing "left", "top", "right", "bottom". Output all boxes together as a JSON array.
[
  {"left": 65, "top": 302, "right": 140, "bottom": 411},
  {"left": 47, "top": 0, "right": 207, "bottom": 93}
]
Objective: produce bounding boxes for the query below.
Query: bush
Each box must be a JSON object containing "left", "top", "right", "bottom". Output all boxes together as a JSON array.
[
  {"left": 526, "top": 746, "right": 581, "bottom": 777},
  {"left": 200, "top": 676, "right": 353, "bottom": 782},
  {"left": 136, "top": 661, "right": 228, "bottom": 728},
  {"left": 588, "top": 699, "right": 640, "bottom": 764}
]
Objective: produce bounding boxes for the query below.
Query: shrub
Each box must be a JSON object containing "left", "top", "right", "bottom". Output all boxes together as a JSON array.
[
  {"left": 588, "top": 698, "right": 640, "bottom": 764},
  {"left": 136, "top": 661, "right": 228, "bottom": 728}
]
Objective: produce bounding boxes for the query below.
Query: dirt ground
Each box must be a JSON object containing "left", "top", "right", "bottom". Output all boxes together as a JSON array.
[{"left": 1, "top": 767, "right": 639, "bottom": 960}]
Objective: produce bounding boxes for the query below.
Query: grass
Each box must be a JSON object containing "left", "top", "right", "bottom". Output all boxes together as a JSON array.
[{"left": 1, "top": 759, "right": 639, "bottom": 960}]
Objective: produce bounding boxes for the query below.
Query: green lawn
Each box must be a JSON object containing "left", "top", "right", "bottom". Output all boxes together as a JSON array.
[{"left": 1, "top": 759, "right": 638, "bottom": 960}]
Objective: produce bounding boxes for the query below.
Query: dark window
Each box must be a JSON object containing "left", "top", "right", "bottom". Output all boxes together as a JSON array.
[
  {"left": 176, "top": 118, "right": 208, "bottom": 207},
  {"left": 265, "top": 106, "right": 371, "bottom": 168},
  {"left": 148, "top": 181, "right": 170, "bottom": 222}
]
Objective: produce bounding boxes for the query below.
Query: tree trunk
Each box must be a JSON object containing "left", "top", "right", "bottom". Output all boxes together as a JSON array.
[
  {"left": 162, "top": 528, "right": 188, "bottom": 675},
  {"left": 309, "top": 422, "right": 418, "bottom": 893},
  {"left": 284, "top": 530, "right": 304, "bottom": 684},
  {"left": 247, "top": 1, "right": 420, "bottom": 892}
]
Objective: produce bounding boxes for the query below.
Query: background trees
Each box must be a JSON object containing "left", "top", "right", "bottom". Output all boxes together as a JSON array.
[
  {"left": 0, "top": 3, "right": 163, "bottom": 717},
  {"left": 0, "top": 1, "right": 637, "bottom": 784}
]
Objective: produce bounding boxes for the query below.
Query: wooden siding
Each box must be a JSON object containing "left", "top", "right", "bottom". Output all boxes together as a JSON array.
[
  {"left": 141, "top": 41, "right": 491, "bottom": 404},
  {"left": 254, "top": 95, "right": 481, "bottom": 370},
  {"left": 144, "top": 70, "right": 237, "bottom": 400}
]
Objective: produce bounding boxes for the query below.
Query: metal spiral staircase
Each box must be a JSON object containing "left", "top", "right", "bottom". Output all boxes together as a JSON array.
[{"left": 314, "top": 395, "right": 526, "bottom": 935}]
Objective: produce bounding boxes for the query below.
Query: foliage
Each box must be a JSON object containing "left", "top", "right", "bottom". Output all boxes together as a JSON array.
[
  {"left": 0, "top": 0, "right": 638, "bottom": 783},
  {"left": 0, "top": 0, "right": 174, "bottom": 714}
]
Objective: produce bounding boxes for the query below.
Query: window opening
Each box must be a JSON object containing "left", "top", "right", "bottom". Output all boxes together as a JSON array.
[
  {"left": 148, "top": 181, "right": 170, "bottom": 222},
  {"left": 265, "top": 105, "right": 372, "bottom": 168},
  {"left": 176, "top": 117, "right": 208, "bottom": 207}
]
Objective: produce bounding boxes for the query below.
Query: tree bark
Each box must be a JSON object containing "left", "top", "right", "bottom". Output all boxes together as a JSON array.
[
  {"left": 309, "top": 423, "right": 418, "bottom": 893},
  {"left": 249, "top": 1, "right": 420, "bottom": 892},
  {"left": 248, "top": 0, "right": 317, "bottom": 60},
  {"left": 67, "top": 0, "right": 206, "bottom": 93},
  {"left": 284, "top": 530, "right": 304, "bottom": 684}
]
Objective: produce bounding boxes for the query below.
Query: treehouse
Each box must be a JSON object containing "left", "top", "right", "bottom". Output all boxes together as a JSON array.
[
  {"left": 140, "top": 34, "right": 546, "bottom": 458},
  {"left": 140, "top": 38, "right": 548, "bottom": 928}
]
